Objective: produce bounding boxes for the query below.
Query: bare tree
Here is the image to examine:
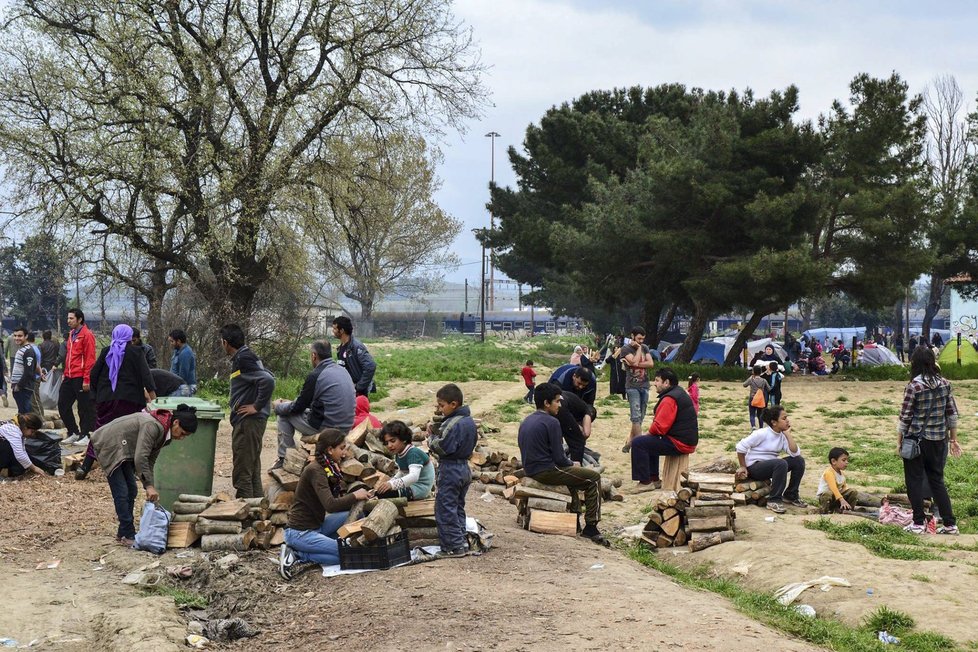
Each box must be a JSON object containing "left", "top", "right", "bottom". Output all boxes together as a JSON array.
[
  {"left": 306, "top": 131, "right": 461, "bottom": 319},
  {"left": 0, "top": 0, "right": 485, "bottom": 334}
]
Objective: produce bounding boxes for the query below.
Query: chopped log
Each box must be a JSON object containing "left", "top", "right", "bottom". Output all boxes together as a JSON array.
[
  {"left": 503, "top": 475, "right": 520, "bottom": 487},
  {"left": 527, "top": 497, "right": 570, "bottom": 512},
  {"left": 172, "top": 513, "right": 200, "bottom": 523},
  {"left": 607, "top": 488, "right": 625, "bottom": 502},
  {"left": 690, "top": 457, "right": 740, "bottom": 474},
  {"left": 172, "top": 502, "right": 209, "bottom": 515},
  {"left": 346, "top": 419, "right": 371, "bottom": 447},
  {"left": 365, "top": 452, "right": 397, "bottom": 475},
  {"left": 270, "top": 492, "right": 294, "bottom": 510},
  {"left": 661, "top": 454, "right": 690, "bottom": 492},
  {"left": 364, "top": 431, "right": 389, "bottom": 456},
  {"left": 687, "top": 515, "right": 732, "bottom": 532},
  {"left": 521, "top": 477, "right": 572, "bottom": 495},
  {"left": 211, "top": 491, "right": 234, "bottom": 503},
  {"left": 677, "top": 487, "right": 693, "bottom": 502},
  {"left": 750, "top": 487, "right": 771, "bottom": 501},
  {"left": 177, "top": 494, "right": 212, "bottom": 504},
  {"left": 243, "top": 497, "right": 270, "bottom": 509},
  {"left": 167, "top": 522, "right": 200, "bottom": 548},
  {"left": 361, "top": 500, "right": 399, "bottom": 542},
  {"left": 514, "top": 485, "right": 573, "bottom": 503},
  {"left": 200, "top": 530, "right": 256, "bottom": 552},
  {"left": 694, "top": 495, "right": 735, "bottom": 505},
  {"left": 469, "top": 450, "right": 488, "bottom": 466},
  {"left": 688, "top": 530, "right": 735, "bottom": 552},
  {"left": 502, "top": 485, "right": 517, "bottom": 501},
  {"left": 640, "top": 533, "right": 659, "bottom": 548},
  {"left": 283, "top": 447, "right": 310, "bottom": 475},
  {"left": 269, "top": 468, "right": 301, "bottom": 491},
  {"left": 528, "top": 511, "right": 578, "bottom": 537},
  {"left": 364, "top": 497, "right": 408, "bottom": 513},
  {"left": 253, "top": 520, "right": 273, "bottom": 534},
  {"left": 686, "top": 505, "right": 735, "bottom": 519},
  {"left": 401, "top": 499, "right": 436, "bottom": 518},
  {"left": 195, "top": 517, "right": 243, "bottom": 535},
  {"left": 660, "top": 514, "right": 682, "bottom": 537},
  {"left": 471, "top": 482, "right": 506, "bottom": 496},
  {"left": 646, "top": 512, "right": 664, "bottom": 526},
  {"left": 685, "top": 472, "right": 737, "bottom": 485},
  {"left": 337, "top": 518, "right": 366, "bottom": 539},
  {"left": 345, "top": 500, "right": 367, "bottom": 524},
  {"left": 270, "top": 528, "right": 285, "bottom": 546},
  {"left": 653, "top": 491, "right": 679, "bottom": 511},
  {"left": 341, "top": 458, "right": 366, "bottom": 479},
  {"left": 254, "top": 529, "right": 274, "bottom": 550},
  {"left": 265, "top": 479, "right": 286, "bottom": 504},
  {"left": 248, "top": 507, "right": 271, "bottom": 521},
  {"left": 734, "top": 480, "right": 767, "bottom": 492},
  {"left": 199, "top": 500, "right": 250, "bottom": 521},
  {"left": 673, "top": 528, "right": 688, "bottom": 547},
  {"left": 407, "top": 527, "right": 440, "bottom": 541},
  {"left": 731, "top": 492, "right": 747, "bottom": 505},
  {"left": 269, "top": 512, "right": 288, "bottom": 526},
  {"left": 655, "top": 533, "right": 674, "bottom": 548},
  {"left": 696, "top": 483, "right": 735, "bottom": 494}
]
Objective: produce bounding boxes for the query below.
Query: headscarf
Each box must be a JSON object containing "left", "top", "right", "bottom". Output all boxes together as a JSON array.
[
  {"left": 353, "top": 395, "right": 382, "bottom": 428},
  {"left": 107, "top": 324, "right": 134, "bottom": 392},
  {"left": 570, "top": 345, "right": 584, "bottom": 365},
  {"left": 145, "top": 407, "right": 175, "bottom": 434}
]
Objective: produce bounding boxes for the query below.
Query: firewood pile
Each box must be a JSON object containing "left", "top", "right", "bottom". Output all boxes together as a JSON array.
[
  {"left": 167, "top": 492, "right": 288, "bottom": 551},
  {"left": 494, "top": 475, "right": 624, "bottom": 537},
  {"left": 640, "top": 471, "right": 738, "bottom": 552},
  {"left": 338, "top": 496, "right": 439, "bottom": 548}
]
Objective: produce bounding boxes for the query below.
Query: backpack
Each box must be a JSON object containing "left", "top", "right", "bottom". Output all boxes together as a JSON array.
[{"left": 134, "top": 501, "right": 172, "bottom": 554}]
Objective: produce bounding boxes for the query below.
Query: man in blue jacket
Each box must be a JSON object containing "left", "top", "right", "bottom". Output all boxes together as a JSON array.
[
  {"left": 221, "top": 323, "right": 275, "bottom": 499},
  {"left": 168, "top": 329, "right": 197, "bottom": 395},
  {"left": 332, "top": 316, "right": 377, "bottom": 396},
  {"left": 269, "top": 340, "right": 355, "bottom": 471}
]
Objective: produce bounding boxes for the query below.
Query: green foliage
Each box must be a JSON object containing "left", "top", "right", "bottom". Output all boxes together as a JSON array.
[
  {"left": 496, "top": 398, "right": 530, "bottom": 423},
  {"left": 864, "top": 606, "right": 916, "bottom": 635},
  {"left": 147, "top": 586, "right": 209, "bottom": 609},
  {"left": 804, "top": 518, "right": 943, "bottom": 560},
  {"left": 0, "top": 235, "right": 69, "bottom": 329},
  {"left": 395, "top": 398, "right": 423, "bottom": 409}
]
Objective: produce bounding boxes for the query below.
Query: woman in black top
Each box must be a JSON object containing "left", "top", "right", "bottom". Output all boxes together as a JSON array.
[{"left": 76, "top": 324, "right": 157, "bottom": 479}]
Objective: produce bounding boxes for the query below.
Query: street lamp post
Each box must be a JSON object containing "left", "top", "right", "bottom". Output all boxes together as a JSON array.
[{"left": 485, "top": 131, "right": 500, "bottom": 311}]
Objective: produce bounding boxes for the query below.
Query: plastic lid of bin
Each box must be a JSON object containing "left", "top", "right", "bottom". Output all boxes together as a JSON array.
[{"left": 150, "top": 397, "right": 225, "bottom": 420}]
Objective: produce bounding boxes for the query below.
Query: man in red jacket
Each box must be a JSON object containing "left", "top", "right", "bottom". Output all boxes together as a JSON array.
[{"left": 60, "top": 308, "right": 97, "bottom": 446}]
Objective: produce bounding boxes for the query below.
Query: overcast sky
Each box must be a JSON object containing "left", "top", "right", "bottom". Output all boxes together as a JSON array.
[{"left": 436, "top": 0, "right": 978, "bottom": 284}]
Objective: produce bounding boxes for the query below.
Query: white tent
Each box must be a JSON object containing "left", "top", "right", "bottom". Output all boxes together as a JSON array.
[
  {"left": 857, "top": 346, "right": 903, "bottom": 366},
  {"left": 710, "top": 337, "right": 788, "bottom": 363}
]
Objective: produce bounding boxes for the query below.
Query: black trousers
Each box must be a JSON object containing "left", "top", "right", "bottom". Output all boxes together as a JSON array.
[
  {"left": 0, "top": 438, "right": 26, "bottom": 476},
  {"left": 904, "top": 438, "right": 956, "bottom": 527},
  {"left": 58, "top": 376, "right": 96, "bottom": 437}
]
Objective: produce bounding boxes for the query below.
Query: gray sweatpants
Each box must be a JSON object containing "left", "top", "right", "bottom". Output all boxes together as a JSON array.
[{"left": 276, "top": 411, "right": 319, "bottom": 458}]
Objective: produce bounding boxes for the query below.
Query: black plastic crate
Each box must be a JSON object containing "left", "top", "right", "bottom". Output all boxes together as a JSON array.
[{"left": 338, "top": 530, "right": 411, "bottom": 570}]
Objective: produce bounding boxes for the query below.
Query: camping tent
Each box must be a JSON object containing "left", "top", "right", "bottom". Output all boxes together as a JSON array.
[
  {"left": 908, "top": 328, "right": 952, "bottom": 345},
  {"left": 858, "top": 346, "right": 902, "bottom": 366},
  {"left": 803, "top": 327, "right": 866, "bottom": 344},
  {"left": 665, "top": 340, "right": 725, "bottom": 365}
]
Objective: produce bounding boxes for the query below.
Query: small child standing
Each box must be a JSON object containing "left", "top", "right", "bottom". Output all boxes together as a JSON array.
[
  {"left": 742, "top": 365, "right": 770, "bottom": 429},
  {"left": 687, "top": 373, "right": 700, "bottom": 413},
  {"left": 817, "top": 447, "right": 860, "bottom": 513},
  {"left": 767, "top": 361, "right": 783, "bottom": 406},
  {"left": 427, "top": 383, "right": 478, "bottom": 556},
  {"left": 376, "top": 420, "right": 434, "bottom": 500},
  {"left": 520, "top": 360, "right": 536, "bottom": 404}
]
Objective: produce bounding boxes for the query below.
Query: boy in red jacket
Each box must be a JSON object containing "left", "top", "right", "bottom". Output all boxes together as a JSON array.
[{"left": 520, "top": 360, "right": 536, "bottom": 404}]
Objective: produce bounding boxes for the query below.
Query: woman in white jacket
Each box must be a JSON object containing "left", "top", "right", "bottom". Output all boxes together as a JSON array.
[{"left": 735, "top": 405, "right": 807, "bottom": 514}]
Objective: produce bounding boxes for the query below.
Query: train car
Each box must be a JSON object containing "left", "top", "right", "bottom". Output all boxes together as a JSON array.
[{"left": 442, "top": 311, "right": 585, "bottom": 335}]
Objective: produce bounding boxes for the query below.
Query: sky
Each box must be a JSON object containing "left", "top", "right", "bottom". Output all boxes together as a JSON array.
[{"left": 436, "top": 0, "right": 978, "bottom": 284}]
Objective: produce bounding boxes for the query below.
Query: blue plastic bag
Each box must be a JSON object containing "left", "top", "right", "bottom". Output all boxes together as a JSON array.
[{"left": 134, "top": 501, "right": 172, "bottom": 554}]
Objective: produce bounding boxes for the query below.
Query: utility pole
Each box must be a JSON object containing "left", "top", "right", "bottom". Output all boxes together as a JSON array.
[
  {"left": 464, "top": 279, "right": 468, "bottom": 312},
  {"left": 485, "top": 131, "right": 500, "bottom": 311}
]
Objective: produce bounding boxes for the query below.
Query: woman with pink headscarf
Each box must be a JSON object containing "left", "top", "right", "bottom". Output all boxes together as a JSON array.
[
  {"left": 353, "top": 395, "right": 382, "bottom": 429},
  {"left": 75, "top": 324, "right": 157, "bottom": 480}
]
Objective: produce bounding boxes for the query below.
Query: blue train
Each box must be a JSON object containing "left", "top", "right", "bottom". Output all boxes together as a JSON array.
[{"left": 442, "top": 311, "right": 585, "bottom": 335}]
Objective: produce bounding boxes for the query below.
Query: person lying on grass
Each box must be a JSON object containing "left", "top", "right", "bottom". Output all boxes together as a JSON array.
[
  {"left": 91, "top": 404, "right": 198, "bottom": 546},
  {"left": 375, "top": 420, "right": 434, "bottom": 500},
  {"left": 279, "top": 428, "right": 373, "bottom": 580}
]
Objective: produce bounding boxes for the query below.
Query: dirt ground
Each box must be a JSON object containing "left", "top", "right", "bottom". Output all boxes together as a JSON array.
[{"left": 2, "top": 367, "right": 977, "bottom": 650}]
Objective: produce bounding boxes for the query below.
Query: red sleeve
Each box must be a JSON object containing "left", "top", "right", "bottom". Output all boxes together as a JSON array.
[
  {"left": 82, "top": 329, "right": 96, "bottom": 384},
  {"left": 648, "top": 397, "right": 677, "bottom": 436}
]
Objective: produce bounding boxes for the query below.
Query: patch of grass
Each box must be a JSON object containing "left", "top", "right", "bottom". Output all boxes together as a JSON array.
[
  {"left": 148, "top": 586, "right": 209, "bottom": 609},
  {"left": 717, "top": 416, "right": 742, "bottom": 426},
  {"left": 394, "top": 397, "right": 423, "bottom": 408},
  {"left": 864, "top": 605, "right": 916, "bottom": 635},
  {"left": 496, "top": 398, "right": 530, "bottom": 423},
  {"left": 623, "top": 543, "right": 952, "bottom": 652},
  {"left": 804, "top": 518, "right": 943, "bottom": 561},
  {"left": 911, "top": 573, "right": 932, "bottom": 583},
  {"left": 836, "top": 395, "right": 850, "bottom": 402},
  {"left": 815, "top": 405, "right": 899, "bottom": 419}
]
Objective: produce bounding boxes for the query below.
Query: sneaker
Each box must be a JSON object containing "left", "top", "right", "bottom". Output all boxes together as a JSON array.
[
  {"left": 267, "top": 458, "right": 284, "bottom": 474},
  {"left": 74, "top": 436, "right": 90, "bottom": 447},
  {"left": 767, "top": 502, "right": 786, "bottom": 514},
  {"left": 903, "top": 522, "right": 927, "bottom": 534},
  {"left": 74, "top": 468, "right": 89, "bottom": 481},
  {"left": 279, "top": 544, "right": 298, "bottom": 580},
  {"left": 581, "top": 525, "right": 610, "bottom": 546},
  {"left": 937, "top": 524, "right": 959, "bottom": 536},
  {"left": 434, "top": 547, "right": 469, "bottom": 559},
  {"left": 633, "top": 480, "right": 661, "bottom": 493},
  {"left": 63, "top": 434, "right": 80, "bottom": 445},
  {"left": 117, "top": 537, "right": 135, "bottom": 547},
  {"left": 786, "top": 498, "right": 809, "bottom": 508}
]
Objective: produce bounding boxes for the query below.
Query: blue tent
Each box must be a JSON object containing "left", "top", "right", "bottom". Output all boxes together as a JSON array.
[
  {"left": 803, "top": 327, "right": 865, "bottom": 343},
  {"left": 665, "top": 340, "right": 726, "bottom": 365}
]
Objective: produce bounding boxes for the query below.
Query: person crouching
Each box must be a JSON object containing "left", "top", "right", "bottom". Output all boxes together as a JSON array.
[{"left": 91, "top": 404, "right": 198, "bottom": 545}]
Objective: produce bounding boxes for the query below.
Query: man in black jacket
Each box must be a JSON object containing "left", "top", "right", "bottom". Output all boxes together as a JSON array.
[
  {"left": 332, "top": 316, "right": 377, "bottom": 396},
  {"left": 556, "top": 389, "right": 595, "bottom": 464},
  {"left": 630, "top": 367, "right": 698, "bottom": 491},
  {"left": 131, "top": 329, "right": 157, "bottom": 369}
]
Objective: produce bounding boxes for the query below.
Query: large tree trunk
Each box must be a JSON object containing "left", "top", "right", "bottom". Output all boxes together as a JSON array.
[
  {"left": 673, "top": 304, "right": 712, "bottom": 364},
  {"left": 892, "top": 297, "right": 905, "bottom": 340},
  {"left": 654, "top": 303, "right": 678, "bottom": 348},
  {"left": 922, "top": 273, "right": 944, "bottom": 343},
  {"left": 799, "top": 299, "right": 814, "bottom": 333},
  {"left": 723, "top": 307, "right": 774, "bottom": 366},
  {"left": 146, "top": 265, "right": 169, "bottom": 363},
  {"left": 640, "top": 298, "right": 664, "bottom": 347}
]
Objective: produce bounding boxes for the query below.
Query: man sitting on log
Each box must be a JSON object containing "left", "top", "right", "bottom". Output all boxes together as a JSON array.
[
  {"left": 630, "top": 367, "right": 698, "bottom": 492},
  {"left": 518, "top": 382, "right": 607, "bottom": 546}
]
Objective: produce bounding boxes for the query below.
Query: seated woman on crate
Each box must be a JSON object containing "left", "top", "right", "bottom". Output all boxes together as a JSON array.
[
  {"left": 374, "top": 420, "right": 434, "bottom": 500},
  {"left": 279, "top": 428, "right": 373, "bottom": 580}
]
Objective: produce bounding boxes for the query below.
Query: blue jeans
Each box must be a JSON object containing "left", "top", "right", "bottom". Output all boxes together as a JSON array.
[
  {"left": 626, "top": 387, "right": 649, "bottom": 424},
  {"left": 106, "top": 461, "right": 138, "bottom": 539},
  {"left": 12, "top": 389, "right": 32, "bottom": 415},
  {"left": 748, "top": 404, "right": 765, "bottom": 429},
  {"left": 284, "top": 510, "right": 350, "bottom": 565}
]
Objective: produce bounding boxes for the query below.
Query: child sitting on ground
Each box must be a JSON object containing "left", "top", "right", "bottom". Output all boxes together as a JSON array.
[
  {"left": 817, "top": 447, "right": 861, "bottom": 513},
  {"left": 375, "top": 420, "right": 434, "bottom": 500},
  {"left": 427, "top": 383, "right": 478, "bottom": 556}
]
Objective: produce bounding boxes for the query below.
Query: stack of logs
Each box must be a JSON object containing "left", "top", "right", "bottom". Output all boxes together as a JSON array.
[
  {"left": 734, "top": 479, "right": 771, "bottom": 506},
  {"left": 498, "top": 476, "right": 625, "bottom": 537},
  {"left": 168, "top": 492, "right": 290, "bottom": 551},
  {"left": 338, "top": 497, "right": 440, "bottom": 548},
  {"left": 641, "top": 471, "right": 738, "bottom": 552}
]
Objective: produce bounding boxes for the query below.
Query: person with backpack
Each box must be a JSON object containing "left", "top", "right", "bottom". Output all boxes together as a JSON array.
[{"left": 742, "top": 365, "right": 770, "bottom": 429}]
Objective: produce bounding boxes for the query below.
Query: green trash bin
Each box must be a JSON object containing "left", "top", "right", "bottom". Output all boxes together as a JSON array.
[{"left": 149, "top": 397, "right": 225, "bottom": 511}]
